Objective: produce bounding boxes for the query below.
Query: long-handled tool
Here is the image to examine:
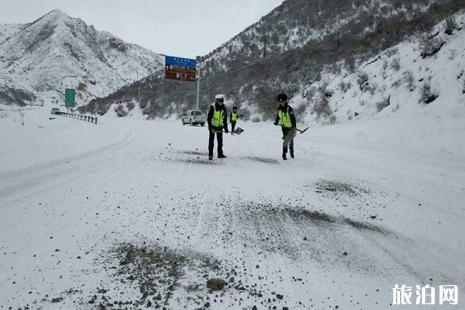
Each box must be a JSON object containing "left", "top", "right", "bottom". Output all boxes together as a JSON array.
[
  {"left": 210, "top": 127, "right": 244, "bottom": 135},
  {"left": 296, "top": 127, "right": 310, "bottom": 134}
]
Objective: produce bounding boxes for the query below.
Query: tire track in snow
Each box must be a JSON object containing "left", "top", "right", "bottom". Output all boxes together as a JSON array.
[
  {"left": 224, "top": 201, "right": 417, "bottom": 277},
  {"left": 0, "top": 129, "right": 136, "bottom": 208}
]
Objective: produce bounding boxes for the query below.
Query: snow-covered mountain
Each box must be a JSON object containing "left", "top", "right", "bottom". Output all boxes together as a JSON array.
[
  {"left": 84, "top": 0, "right": 465, "bottom": 119},
  {"left": 292, "top": 11, "right": 465, "bottom": 128},
  {"left": 0, "top": 9, "right": 163, "bottom": 106},
  {"left": 201, "top": 0, "right": 437, "bottom": 73},
  {"left": 199, "top": 0, "right": 465, "bottom": 120}
]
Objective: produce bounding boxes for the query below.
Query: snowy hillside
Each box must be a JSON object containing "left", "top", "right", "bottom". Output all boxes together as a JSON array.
[
  {"left": 0, "top": 9, "right": 163, "bottom": 106},
  {"left": 282, "top": 11, "right": 465, "bottom": 156},
  {"left": 0, "top": 23, "right": 22, "bottom": 44},
  {"left": 298, "top": 12, "right": 465, "bottom": 120},
  {"left": 202, "top": 0, "right": 434, "bottom": 72},
  {"left": 85, "top": 0, "right": 464, "bottom": 119}
]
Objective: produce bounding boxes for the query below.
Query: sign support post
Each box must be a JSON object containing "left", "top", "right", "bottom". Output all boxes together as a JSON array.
[{"left": 196, "top": 63, "right": 200, "bottom": 110}]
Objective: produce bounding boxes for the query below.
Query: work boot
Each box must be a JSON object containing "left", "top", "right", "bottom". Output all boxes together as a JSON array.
[
  {"left": 282, "top": 149, "right": 287, "bottom": 160},
  {"left": 290, "top": 149, "right": 294, "bottom": 159},
  {"left": 209, "top": 155, "right": 213, "bottom": 160},
  {"left": 218, "top": 154, "right": 227, "bottom": 159}
]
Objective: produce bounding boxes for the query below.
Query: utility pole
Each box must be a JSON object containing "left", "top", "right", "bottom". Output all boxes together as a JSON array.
[
  {"left": 196, "top": 57, "right": 201, "bottom": 110},
  {"left": 263, "top": 34, "right": 267, "bottom": 58},
  {"left": 137, "top": 72, "right": 141, "bottom": 104},
  {"left": 336, "top": 6, "right": 341, "bottom": 57},
  {"left": 138, "top": 83, "right": 141, "bottom": 104}
]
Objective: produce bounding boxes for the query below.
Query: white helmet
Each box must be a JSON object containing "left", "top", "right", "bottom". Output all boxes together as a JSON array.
[{"left": 215, "top": 94, "right": 225, "bottom": 100}]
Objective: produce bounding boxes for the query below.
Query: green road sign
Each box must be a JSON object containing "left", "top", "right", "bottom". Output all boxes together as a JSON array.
[{"left": 65, "top": 88, "right": 76, "bottom": 107}]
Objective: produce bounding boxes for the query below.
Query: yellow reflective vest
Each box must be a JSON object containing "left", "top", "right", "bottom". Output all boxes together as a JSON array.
[
  {"left": 211, "top": 105, "right": 225, "bottom": 127},
  {"left": 231, "top": 112, "right": 238, "bottom": 122},
  {"left": 278, "top": 107, "right": 292, "bottom": 128}
]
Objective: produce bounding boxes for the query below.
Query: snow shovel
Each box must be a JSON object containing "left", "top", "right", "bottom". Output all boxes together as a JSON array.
[
  {"left": 296, "top": 127, "right": 310, "bottom": 134},
  {"left": 233, "top": 127, "right": 244, "bottom": 135}
]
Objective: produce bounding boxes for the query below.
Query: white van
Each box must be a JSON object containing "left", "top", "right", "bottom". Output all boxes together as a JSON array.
[{"left": 182, "top": 110, "right": 206, "bottom": 126}]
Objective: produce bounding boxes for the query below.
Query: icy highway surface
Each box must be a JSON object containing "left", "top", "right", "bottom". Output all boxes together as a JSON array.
[{"left": 1, "top": 109, "right": 464, "bottom": 309}]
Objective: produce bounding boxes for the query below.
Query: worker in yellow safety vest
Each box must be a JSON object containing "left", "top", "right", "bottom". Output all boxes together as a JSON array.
[
  {"left": 230, "top": 106, "right": 239, "bottom": 134},
  {"left": 207, "top": 94, "right": 229, "bottom": 160},
  {"left": 274, "top": 93, "right": 296, "bottom": 160}
]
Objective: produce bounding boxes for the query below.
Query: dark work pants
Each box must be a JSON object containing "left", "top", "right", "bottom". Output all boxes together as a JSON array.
[
  {"left": 282, "top": 127, "right": 295, "bottom": 153},
  {"left": 209, "top": 130, "right": 223, "bottom": 157},
  {"left": 231, "top": 121, "right": 236, "bottom": 132}
]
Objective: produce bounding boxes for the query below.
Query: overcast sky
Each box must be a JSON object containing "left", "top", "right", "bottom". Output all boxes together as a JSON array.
[{"left": 0, "top": 0, "right": 283, "bottom": 58}]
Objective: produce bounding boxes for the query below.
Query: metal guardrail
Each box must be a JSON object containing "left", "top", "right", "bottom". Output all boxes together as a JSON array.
[{"left": 54, "top": 112, "right": 98, "bottom": 124}]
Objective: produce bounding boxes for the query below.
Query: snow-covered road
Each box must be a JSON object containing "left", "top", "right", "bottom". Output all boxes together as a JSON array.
[{"left": 1, "top": 110, "right": 464, "bottom": 309}]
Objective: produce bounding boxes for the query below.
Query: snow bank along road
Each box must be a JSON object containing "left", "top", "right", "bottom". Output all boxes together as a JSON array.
[{"left": 0, "top": 112, "right": 464, "bottom": 310}]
